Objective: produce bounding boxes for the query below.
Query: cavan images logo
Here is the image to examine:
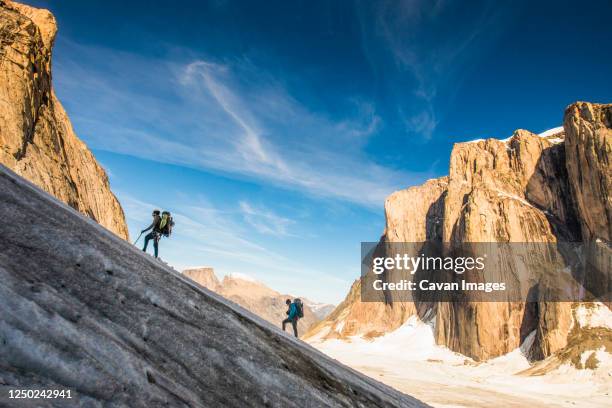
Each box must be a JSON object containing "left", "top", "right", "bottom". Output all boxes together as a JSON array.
[
  {"left": 370, "top": 253, "right": 507, "bottom": 293},
  {"left": 360, "top": 242, "right": 609, "bottom": 303}
]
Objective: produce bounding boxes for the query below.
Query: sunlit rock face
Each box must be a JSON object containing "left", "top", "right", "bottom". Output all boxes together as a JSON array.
[
  {"left": 0, "top": 1, "right": 128, "bottom": 239},
  {"left": 564, "top": 102, "right": 611, "bottom": 243},
  {"left": 309, "top": 102, "right": 611, "bottom": 362}
]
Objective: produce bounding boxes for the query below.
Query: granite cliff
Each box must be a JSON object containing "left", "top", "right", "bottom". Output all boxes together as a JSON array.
[
  {"left": 0, "top": 1, "right": 128, "bottom": 239},
  {"left": 307, "top": 102, "right": 611, "bottom": 363}
]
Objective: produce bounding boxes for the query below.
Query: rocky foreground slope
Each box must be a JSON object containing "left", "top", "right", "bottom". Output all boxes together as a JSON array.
[
  {"left": 0, "top": 164, "right": 426, "bottom": 407},
  {"left": 183, "top": 268, "right": 325, "bottom": 336},
  {"left": 0, "top": 1, "right": 128, "bottom": 239},
  {"left": 307, "top": 102, "right": 611, "bottom": 363}
]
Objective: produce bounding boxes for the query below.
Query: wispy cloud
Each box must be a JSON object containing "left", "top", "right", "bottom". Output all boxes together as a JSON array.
[
  {"left": 181, "top": 60, "right": 290, "bottom": 177},
  {"left": 239, "top": 201, "right": 295, "bottom": 237},
  {"left": 356, "top": 0, "right": 516, "bottom": 140},
  {"left": 121, "top": 192, "right": 290, "bottom": 267},
  {"left": 54, "top": 40, "right": 428, "bottom": 209},
  {"left": 117, "top": 191, "right": 347, "bottom": 302}
]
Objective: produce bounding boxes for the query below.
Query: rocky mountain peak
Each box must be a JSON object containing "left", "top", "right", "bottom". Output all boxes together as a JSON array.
[
  {"left": 309, "top": 101, "right": 611, "bottom": 362},
  {"left": 182, "top": 267, "right": 219, "bottom": 291},
  {"left": 0, "top": 1, "right": 129, "bottom": 239},
  {"left": 7, "top": 1, "right": 56, "bottom": 49},
  {"left": 183, "top": 268, "right": 327, "bottom": 338},
  {"left": 220, "top": 274, "right": 279, "bottom": 297}
]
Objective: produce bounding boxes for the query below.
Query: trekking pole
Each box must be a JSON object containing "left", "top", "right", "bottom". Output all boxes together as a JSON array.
[{"left": 133, "top": 231, "right": 143, "bottom": 245}]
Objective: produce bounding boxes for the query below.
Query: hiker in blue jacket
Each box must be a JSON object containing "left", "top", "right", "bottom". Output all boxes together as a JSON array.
[{"left": 282, "top": 299, "right": 299, "bottom": 337}]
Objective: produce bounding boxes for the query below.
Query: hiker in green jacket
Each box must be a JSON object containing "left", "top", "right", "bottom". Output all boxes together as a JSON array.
[
  {"left": 142, "top": 210, "right": 162, "bottom": 258},
  {"left": 142, "top": 210, "right": 174, "bottom": 258}
]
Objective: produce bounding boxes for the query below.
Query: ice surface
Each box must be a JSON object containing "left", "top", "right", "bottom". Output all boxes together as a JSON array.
[{"left": 0, "top": 164, "right": 425, "bottom": 408}]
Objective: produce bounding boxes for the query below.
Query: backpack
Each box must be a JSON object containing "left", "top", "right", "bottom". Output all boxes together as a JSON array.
[
  {"left": 159, "top": 211, "right": 175, "bottom": 237},
  {"left": 294, "top": 298, "right": 304, "bottom": 319}
]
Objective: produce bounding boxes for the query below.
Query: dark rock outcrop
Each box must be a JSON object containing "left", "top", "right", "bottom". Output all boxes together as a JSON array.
[{"left": 0, "top": 164, "right": 426, "bottom": 407}]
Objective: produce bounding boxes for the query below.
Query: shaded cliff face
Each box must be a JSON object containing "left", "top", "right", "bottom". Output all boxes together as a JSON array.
[
  {"left": 0, "top": 166, "right": 426, "bottom": 408},
  {"left": 309, "top": 102, "right": 611, "bottom": 362},
  {"left": 0, "top": 1, "right": 128, "bottom": 239},
  {"left": 183, "top": 268, "right": 323, "bottom": 337}
]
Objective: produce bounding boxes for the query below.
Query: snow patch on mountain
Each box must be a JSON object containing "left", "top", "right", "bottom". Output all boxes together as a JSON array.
[
  {"left": 574, "top": 302, "right": 612, "bottom": 329},
  {"left": 538, "top": 126, "right": 564, "bottom": 138},
  {"left": 459, "top": 126, "right": 565, "bottom": 145}
]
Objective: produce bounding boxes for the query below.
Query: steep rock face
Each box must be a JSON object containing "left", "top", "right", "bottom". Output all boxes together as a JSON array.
[
  {"left": 183, "top": 268, "right": 321, "bottom": 337},
  {"left": 564, "top": 103, "right": 612, "bottom": 311},
  {"left": 0, "top": 165, "right": 426, "bottom": 408},
  {"left": 564, "top": 102, "right": 611, "bottom": 242},
  {"left": 443, "top": 130, "right": 579, "bottom": 243},
  {"left": 384, "top": 177, "right": 448, "bottom": 242},
  {"left": 437, "top": 129, "right": 579, "bottom": 360},
  {"left": 0, "top": 1, "right": 128, "bottom": 239},
  {"left": 309, "top": 102, "right": 610, "bottom": 362}
]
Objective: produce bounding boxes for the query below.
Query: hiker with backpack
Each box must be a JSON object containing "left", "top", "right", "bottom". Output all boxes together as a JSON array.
[
  {"left": 282, "top": 298, "right": 304, "bottom": 338},
  {"left": 141, "top": 209, "right": 174, "bottom": 259}
]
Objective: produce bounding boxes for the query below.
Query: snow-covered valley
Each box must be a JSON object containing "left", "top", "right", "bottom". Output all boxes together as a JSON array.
[{"left": 308, "top": 315, "right": 611, "bottom": 408}]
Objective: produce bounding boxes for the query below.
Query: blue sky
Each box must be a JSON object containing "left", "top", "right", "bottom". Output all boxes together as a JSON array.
[{"left": 28, "top": 0, "right": 611, "bottom": 304}]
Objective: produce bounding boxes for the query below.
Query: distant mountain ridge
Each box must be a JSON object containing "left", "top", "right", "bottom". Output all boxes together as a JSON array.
[{"left": 183, "top": 267, "right": 335, "bottom": 336}]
